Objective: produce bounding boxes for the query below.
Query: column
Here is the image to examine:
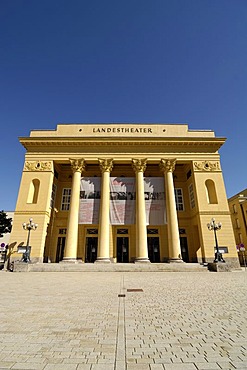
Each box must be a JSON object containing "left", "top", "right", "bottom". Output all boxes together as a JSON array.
[
  {"left": 96, "top": 158, "right": 113, "bottom": 263},
  {"left": 132, "top": 158, "right": 150, "bottom": 262},
  {"left": 160, "top": 159, "right": 183, "bottom": 262},
  {"left": 63, "top": 159, "right": 85, "bottom": 262}
]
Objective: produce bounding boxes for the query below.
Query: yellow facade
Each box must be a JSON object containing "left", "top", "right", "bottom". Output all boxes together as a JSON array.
[
  {"left": 228, "top": 189, "right": 247, "bottom": 265},
  {"left": 9, "top": 123, "right": 239, "bottom": 267}
]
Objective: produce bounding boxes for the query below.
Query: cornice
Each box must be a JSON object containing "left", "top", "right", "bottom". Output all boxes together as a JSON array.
[{"left": 19, "top": 137, "right": 225, "bottom": 151}]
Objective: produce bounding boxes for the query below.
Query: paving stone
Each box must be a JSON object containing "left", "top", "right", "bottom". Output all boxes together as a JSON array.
[{"left": 0, "top": 271, "right": 246, "bottom": 369}]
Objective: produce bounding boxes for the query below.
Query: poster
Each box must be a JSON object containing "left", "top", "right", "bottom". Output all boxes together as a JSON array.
[
  {"left": 79, "top": 177, "right": 166, "bottom": 225},
  {"left": 79, "top": 177, "right": 101, "bottom": 224}
]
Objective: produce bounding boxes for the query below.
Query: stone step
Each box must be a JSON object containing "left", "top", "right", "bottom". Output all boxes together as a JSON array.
[{"left": 13, "top": 262, "right": 208, "bottom": 273}]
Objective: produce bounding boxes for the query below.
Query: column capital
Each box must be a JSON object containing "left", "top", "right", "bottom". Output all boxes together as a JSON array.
[
  {"left": 132, "top": 158, "right": 147, "bottom": 173},
  {"left": 69, "top": 159, "right": 86, "bottom": 173},
  {"left": 159, "top": 159, "right": 176, "bottom": 174},
  {"left": 98, "top": 158, "right": 113, "bottom": 173}
]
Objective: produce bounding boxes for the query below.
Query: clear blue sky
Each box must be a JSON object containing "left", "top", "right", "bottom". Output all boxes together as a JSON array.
[{"left": 1, "top": 0, "right": 247, "bottom": 211}]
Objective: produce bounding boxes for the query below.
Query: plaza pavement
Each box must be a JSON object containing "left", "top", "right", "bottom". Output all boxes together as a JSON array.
[{"left": 0, "top": 270, "right": 246, "bottom": 370}]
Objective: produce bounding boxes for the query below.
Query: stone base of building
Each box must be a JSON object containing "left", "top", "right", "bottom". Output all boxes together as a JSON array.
[
  {"left": 61, "top": 258, "right": 83, "bottom": 263},
  {"left": 134, "top": 258, "right": 150, "bottom": 263},
  {"left": 207, "top": 257, "right": 241, "bottom": 272},
  {"left": 168, "top": 258, "right": 184, "bottom": 263},
  {"left": 94, "top": 258, "right": 111, "bottom": 263}
]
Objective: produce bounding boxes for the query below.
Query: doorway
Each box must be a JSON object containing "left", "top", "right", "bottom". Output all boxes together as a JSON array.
[
  {"left": 147, "top": 237, "right": 160, "bottom": 262},
  {"left": 180, "top": 236, "right": 189, "bottom": 262},
  {"left": 56, "top": 237, "right": 66, "bottom": 262},
  {"left": 86, "top": 237, "right": 98, "bottom": 263},
  {"left": 117, "top": 237, "right": 129, "bottom": 263}
]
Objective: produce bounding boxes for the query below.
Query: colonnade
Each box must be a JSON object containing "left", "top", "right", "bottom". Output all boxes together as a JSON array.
[{"left": 62, "top": 158, "right": 182, "bottom": 263}]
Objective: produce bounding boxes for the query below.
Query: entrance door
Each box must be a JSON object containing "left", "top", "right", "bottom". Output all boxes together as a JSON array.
[
  {"left": 147, "top": 237, "right": 160, "bottom": 262},
  {"left": 180, "top": 237, "right": 189, "bottom": 262},
  {"left": 117, "top": 237, "right": 129, "bottom": 263},
  {"left": 56, "top": 237, "right": 66, "bottom": 262},
  {"left": 86, "top": 237, "right": 98, "bottom": 263}
]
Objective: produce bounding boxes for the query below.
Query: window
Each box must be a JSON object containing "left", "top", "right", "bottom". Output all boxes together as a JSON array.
[
  {"left": 50, "top": 183, "right": 57, "bottom": 208},
  {"left": 147, "top": 229, "right": 159, "bottom": 234},
  {"left": 86, "top": 229, "right": 98, "bottom": 234},
  {"left": 236, "top": 219, "right": 240, "bottom": 229},
  {"left": 59, "top": 228, "right": 67, "bottom": 235},
  {"left": 174, "top": 188, "right": 184, "bottom": 211},
  {"left": 117, "top": 229, "right": 128, "bottom": 234},
  {"left": 188, "top": 183, "right": 195, "bottom": 209},
  {"left": 233, "top": 204, "right": 237, "bottom": 213},
  {"left": 61, "top": 188, "right": 71, "bottom": 211}
]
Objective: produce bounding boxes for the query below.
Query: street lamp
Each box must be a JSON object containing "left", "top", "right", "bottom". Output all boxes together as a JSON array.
[
  {"left": 207, "top": 218, "right": 225, "bottom": 263},
  {"left": 22, "top": 218, "right": 38, "bottom": 262}
]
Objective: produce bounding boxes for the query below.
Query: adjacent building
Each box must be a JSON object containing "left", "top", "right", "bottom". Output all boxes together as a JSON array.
[
  {"left": 228, "top": 189, "right": 247, "bottom": 265},
  {"left": 9, "top": 123, "right": 240, "bottom": 267}
]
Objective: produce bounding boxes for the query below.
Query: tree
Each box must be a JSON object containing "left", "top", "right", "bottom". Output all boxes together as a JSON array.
[{"left": 0, "top": 211, "right": 12, "bottom": 238}]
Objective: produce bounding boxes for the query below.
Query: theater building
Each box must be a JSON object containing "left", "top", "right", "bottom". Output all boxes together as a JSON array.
[{"left": 9, "top": 123, "right": 239, "bottom": 267}]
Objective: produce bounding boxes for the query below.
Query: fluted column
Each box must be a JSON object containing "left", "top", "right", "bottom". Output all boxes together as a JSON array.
[
  {"left": 63, "top": 159, "right": 85, "bottom": 262},
  {"left": 160, "top": 159, "right": 183, "bottom": 262},
  {"left": 96, "top": 158, "right": 113, "bottom": 263},
  {"left": 132, "top": 158, "right": 150, "bottom": 263}
]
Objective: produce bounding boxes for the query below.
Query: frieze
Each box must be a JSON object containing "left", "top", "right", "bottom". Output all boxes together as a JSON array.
[
  {"left": 24, "top": 161, "right": 52, "bottom": 171},
  {"left": 193, "top": 161, "right": 221, "bottom": 172}
]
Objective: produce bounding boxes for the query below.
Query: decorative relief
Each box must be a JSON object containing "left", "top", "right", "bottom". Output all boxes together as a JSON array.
[
  {"left": 193, "top": 161, "right": 221, "bottom": 172},
  {"left": 98, "top": 158, "right": 114, "bottom": 173},
  {"left": 69, "top": 159, "right": 86, "bottom": 173},
  {"left": 159, "top": 159, "right": 176, "bottom": 173},
  {"left": 132, "top": 158, "right": 147, "bottom": 173},
  {"left": 24, "top": 161, "right": 52, "bottom": 171}
]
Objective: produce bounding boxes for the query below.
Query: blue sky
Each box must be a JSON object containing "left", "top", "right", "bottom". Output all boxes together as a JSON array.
[{"left": 1, "top": 0, "right": 247, "bottom": 211}]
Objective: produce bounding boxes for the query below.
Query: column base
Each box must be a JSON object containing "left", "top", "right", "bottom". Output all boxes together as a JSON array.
[
  {"left": 61, "top": 258, "right": 82, "bottom": 263},
  {"left": 134, "top": 258, "right": 150, "bottom": 263},
  {"left": 95, "top": 258, "right": 111, "bottom": 263},
  {"left": 168, "top": 258, "right": 184, "bottom": 263}
]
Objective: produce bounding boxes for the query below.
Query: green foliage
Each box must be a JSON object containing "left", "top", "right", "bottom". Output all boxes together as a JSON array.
[{"left": 0, "top": 211, "right": 12, "bottom": 238}]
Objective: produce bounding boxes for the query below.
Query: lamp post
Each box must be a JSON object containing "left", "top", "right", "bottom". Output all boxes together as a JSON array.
[
  {"left": 207, "top": 218, "right": 225, "bottom": 263},
  {"left": 22, "top": 218, "right": 38, "bottom": 262}
]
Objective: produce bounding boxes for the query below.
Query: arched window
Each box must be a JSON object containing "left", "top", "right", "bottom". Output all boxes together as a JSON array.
[
  {"left": 27, "top": 179, "right": 40, "bottom": 204},
  {"left": 205, "top": 179, "right": 218, "bottom": 204}
]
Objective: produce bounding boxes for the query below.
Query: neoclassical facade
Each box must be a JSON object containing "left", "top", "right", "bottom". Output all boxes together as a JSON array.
[{"left": 9, "top": 123, "right": 239, "bottom": 267}]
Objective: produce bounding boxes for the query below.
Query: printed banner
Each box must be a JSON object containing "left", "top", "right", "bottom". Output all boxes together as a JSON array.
[
  {"left": 79, "top": 177, "right": 101, "bottom": 224},
  {"left": 144, "top": 177, "right": 166, "bottom": 225},
  {"left": 79, "top": 177, "right": 166, "bottom": 225},
  {"left": 110, "top": 177, "right": 136, "bottom": 225}
]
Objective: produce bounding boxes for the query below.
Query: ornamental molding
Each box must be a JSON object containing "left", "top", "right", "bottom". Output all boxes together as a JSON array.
[
  {"left": 193, "top": 161, "right": 221, "bottom": 172},
  {"left": 69, "top": 159, "right": 86, "bottom": 173},
  {"left": 98, "top": 158, "right": 114, "bottom": 173},
  {"left": 159, "top": 159, "right": 176, "bottom": 174},
  {"left": 24, "top": 161, "right": 53, "bottom": 171},
  {"left": 132, "top": 158, "right": 147, "bottom": 173}
]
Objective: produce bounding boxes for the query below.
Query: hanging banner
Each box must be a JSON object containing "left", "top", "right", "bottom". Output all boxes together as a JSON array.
[
  {"left": 79, "top": 177, "right": 101, "bottom": 224},
  {"left": 79, "top": 177, "right": 166, "bottom": 225},
  {"left": 144, "top": 177, "right": 166, "bottom": 225},
  {"left": 110, "top": 177, "right": 136, "bottom": 225},
  {"left": 109, "top": 177, "right": 166, "bottom": 225}
]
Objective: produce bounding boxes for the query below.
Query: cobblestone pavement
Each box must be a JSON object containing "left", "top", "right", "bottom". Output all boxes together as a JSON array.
[{"left": 0, "top": 270, "right": 246, "bottom": 370}]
